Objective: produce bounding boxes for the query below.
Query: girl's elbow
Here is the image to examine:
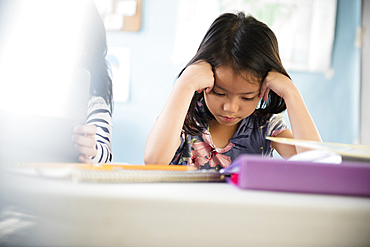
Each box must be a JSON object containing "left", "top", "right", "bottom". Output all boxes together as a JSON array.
[
  {"left": 144, "top": 155, "right": 173, "bottom": 165},
  {"left": 143, "top": 149, "right": 154, "bottom": 164},
  {"left": 143, "top": 150, "right": 167, "bottom": 165},
  {"left": 144, "top": 155, "right": 156, "bottom": 165},
  {"left": 144, "top": 141, "right": 176, "bottom": 164},
  {"left": 144, "top": 157, "right": 168, "bottom": 165}
]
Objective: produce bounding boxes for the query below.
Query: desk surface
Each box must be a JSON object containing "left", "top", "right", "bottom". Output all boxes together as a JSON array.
[{"left": 1, "top": 171, "right": 370, "bottom": 247}]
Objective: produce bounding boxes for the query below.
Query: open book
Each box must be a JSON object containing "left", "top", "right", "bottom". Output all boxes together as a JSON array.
[{"left": 266, "top": 137, "right": 370, "bottom": 162}]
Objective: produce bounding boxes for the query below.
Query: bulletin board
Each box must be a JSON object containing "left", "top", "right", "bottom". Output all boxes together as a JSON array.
[
  {"left": 95, "top": 0, "right": 142, "bottom": 32},
  {"left": 172, "top": 0, "right": 337, "bottom": 73}
]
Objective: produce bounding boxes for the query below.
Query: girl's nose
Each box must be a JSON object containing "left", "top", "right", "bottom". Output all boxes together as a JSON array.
[{"left": 223, "top": 99, "right": 239, "bottom": 113}]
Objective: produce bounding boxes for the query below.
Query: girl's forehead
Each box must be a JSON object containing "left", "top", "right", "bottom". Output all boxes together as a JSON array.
[{"left": 214, "top": 66, "right": 261, "bottom": 91}]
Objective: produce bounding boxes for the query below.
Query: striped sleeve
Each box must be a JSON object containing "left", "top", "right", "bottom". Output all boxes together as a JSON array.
[{"left": 86, "top": 96, "right": 113, "bottom": 164}]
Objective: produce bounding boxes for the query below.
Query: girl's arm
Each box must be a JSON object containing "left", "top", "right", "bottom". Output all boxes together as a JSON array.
[
  {"left": 72, "top": 96, "right": 113, "bottom": 164},
  {"left": 259, "top": 71, "right": 322, "bottom": 157},
  {"left": 144, "top": 61, "right": 214, "bottom": 165}
]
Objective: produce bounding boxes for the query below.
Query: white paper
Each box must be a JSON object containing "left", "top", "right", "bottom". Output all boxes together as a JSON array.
[
  {"left": 288, "top": 150, "right": 342, "bottom": 164},
  {"left": 116, "top": 0, "right": 137, "bottom": 16},
  {"left": 104, "top": 13, "right": 124, "bottom": 30}
]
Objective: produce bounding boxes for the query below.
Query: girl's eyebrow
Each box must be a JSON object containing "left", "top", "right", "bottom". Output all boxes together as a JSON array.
[{"left": 214, "top": 84, "right": 259, "bottom": 95}]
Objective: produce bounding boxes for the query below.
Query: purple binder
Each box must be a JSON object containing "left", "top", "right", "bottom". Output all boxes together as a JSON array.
[{"left": 222, "top": 155, "right": 370, "bottom": 197}]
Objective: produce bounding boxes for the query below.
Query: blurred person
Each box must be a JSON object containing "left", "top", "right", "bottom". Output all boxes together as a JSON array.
[
  {"left": 0, "top": 0, "right": 113, "bottom": 165},
  {"left": 72, "top": 1, "right": 113, "bottom": 165}
]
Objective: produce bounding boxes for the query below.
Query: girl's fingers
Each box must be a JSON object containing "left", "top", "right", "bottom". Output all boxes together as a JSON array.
[
  {"left": 74, "top": 143, "right": 97, "bottom": 157},
  {"left": 71, "top": 134, "right": 96, "bottom": 148},
  {"left": 197, "top": 87, "right": 213, "bottom": 94},
  {"left": 263, "top": 87, "right": 270, "bottom": 102},
  {"left": 259, "top": 81, "right": 270, "bottom": 102},
  {"left": 78, "top": 155, "right": 93, "bottom": 164},
  {"left": 72, "top": 124, "right": 97, "bottom": 163},
  {"left": 204, "top": 86, "right": 213, "bottom": 94},
  {"left": 73, "top": 124, "right": 97, "bottom": 135},
  {"left": 182, "top": 60, "right": 214, "bottom": 92}
]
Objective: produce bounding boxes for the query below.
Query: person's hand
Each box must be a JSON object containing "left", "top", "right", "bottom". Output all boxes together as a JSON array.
[
  {"left": 259, "top": 71, "right": 298, "bottom": 102},
  {"left": 72, "top": 124, "right": 97, "bottom": 164},
  {"left": 177, "top": 60, "right": 214, "bottom": 94}
]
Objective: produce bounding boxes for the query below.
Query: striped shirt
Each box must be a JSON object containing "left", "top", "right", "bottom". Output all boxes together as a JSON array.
[{"left": 86, "top": 96, "right": 113, "bottom": 164}]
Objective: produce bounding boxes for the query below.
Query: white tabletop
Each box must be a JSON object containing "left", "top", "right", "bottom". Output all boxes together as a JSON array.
[{"left": 1, "top": 171, "right": 370, "bottom": 247}]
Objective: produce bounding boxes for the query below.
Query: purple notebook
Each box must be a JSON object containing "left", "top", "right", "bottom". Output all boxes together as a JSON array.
[{"left": 222, "top": 155, "right": 370, "bottom": 197}]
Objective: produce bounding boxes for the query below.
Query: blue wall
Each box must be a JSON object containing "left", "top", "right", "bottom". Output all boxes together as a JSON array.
[
  {"left": 287, "top": 0, "right": 362, "bottom": 144},
  {"left": 108, "top": 0, "right": 182, "bottom": 164},
  {"left": 108, "top": 0, "right": 362, "bottom": 164}
]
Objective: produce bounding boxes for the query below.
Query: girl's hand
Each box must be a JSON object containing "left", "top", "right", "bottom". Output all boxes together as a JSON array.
[
  {"left": 144, "top": 60, "right": 214, "bottom": 165},
  {"left": 177, "top": 60, "right": 214, "bottom": 94},
  {"left": 72, "top": 124, "right": 97, "bottom": 164},
  {"left": 259, "top": 71, "right": 298, "bottom": 102},
  {"left": 259, "top": 71, "right": 322, "bottom": 157}
]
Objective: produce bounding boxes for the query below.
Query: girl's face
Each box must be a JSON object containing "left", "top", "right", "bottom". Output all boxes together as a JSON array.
[{"left": 204, "top": 66, "right": 261, "bottom": 127}]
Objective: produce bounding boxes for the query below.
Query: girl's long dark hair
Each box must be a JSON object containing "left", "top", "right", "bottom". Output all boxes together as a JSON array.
[
  {"left": 80, "top": 2, "right": 113, "bottom": 112},
  {"left": 181, "top": 12, "right": 289, "bottom": 135}
]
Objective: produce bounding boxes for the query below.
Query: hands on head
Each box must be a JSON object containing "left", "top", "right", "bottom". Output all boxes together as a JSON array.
[
  {"left": 182, "top": 61, "right": 296, "bottom": 103},
  {"left": 178, "top": 60, "right": 215, "bottom": 94},
  {"left": 72, "top": 124, "right": 97, "bottom": 164},
  {"left": 258, "top": 71, "right": 297, "bottom": 102}
]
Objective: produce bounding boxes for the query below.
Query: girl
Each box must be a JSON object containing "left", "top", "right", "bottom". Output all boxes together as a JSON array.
[
  {"left": 71, "top": 1, "right": 113, "bottom": 164},
  {"left": 144, "top": 12, "right": 321, "bottom": 170}
]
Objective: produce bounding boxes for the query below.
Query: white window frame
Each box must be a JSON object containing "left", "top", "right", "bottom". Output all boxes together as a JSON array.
[{"left": 360, "top": 0, "right": 370, "bottom": 144}]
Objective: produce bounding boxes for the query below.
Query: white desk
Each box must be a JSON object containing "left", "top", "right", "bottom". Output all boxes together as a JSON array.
[{"left": 1, "top": 170, "right": 370, "bottom": 247}]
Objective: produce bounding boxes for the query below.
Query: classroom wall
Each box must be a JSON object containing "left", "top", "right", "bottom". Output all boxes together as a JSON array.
[
  {"left": 287, "top": 0, "right": 362, "bottom": 144},
  {"left": 108, "top": 0, "right": 362, "bottom": 164}
]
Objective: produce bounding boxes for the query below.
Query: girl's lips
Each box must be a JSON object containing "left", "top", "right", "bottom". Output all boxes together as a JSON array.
[{"left": 221, "top": 116, "right": 236, "bottom": 122}]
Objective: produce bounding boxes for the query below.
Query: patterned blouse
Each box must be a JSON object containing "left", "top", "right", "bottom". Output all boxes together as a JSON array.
[{"left": 170, "top": 101, "right": 288, "bottom": 170}]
